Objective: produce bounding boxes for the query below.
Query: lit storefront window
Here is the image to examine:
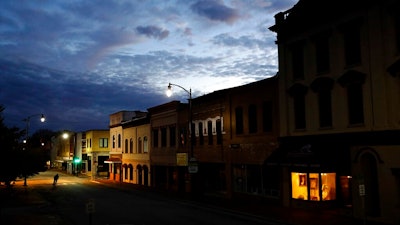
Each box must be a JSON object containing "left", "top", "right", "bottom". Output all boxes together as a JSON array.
[{"left": 291, "top": 172, "right": 336, "bottom": 201}]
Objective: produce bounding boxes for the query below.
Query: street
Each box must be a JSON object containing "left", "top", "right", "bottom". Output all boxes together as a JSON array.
[{"left": 1, "top": 170, "right": 287, "bottom": 225}]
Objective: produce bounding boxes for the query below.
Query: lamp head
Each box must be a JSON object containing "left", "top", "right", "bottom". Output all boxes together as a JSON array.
[
  {"left": 40, "top": 114, "right": 46, "bottom": 122},
  {"left": 166, "top": 83, "right": 173, "bottom": 97}
]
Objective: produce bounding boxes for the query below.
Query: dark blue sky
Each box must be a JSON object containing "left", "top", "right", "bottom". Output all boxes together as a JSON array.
[{"left": 0, "top": 0, "right": 298, "bottom": 134}]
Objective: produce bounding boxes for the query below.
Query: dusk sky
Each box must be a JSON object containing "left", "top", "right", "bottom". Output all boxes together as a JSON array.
[{"left": 0, "top": 0, "right": 298, "bottom": 134}]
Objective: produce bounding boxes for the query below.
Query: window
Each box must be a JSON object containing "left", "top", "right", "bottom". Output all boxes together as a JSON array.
[
  {"left": 262, "top": 101, "right": 273, "bottom": 132},
  {"left": 318, "top": 90, "right": 332, "bottom": 127},
  {"left": 289, "top": 83, "right": 308, "bottom": 130},
  {"left": 198, "top": 122, "right": 204, "bottom": 145},
  {"left": 207, "top": 121, "right": 213, "bottom": 145},
  {"left": 161, "top": 127, "right": 167, "bottom": 147},
  {"left": 124, "top": 139, "right": 128, "bottom": 153},
  {"left": 315, "top": 36, "right": 330, "bottom": 74},
  {"left": 347, "top": 83, "right": 364, "bottom": 125},
  {"left": 129, "top": 138, "right": 133, "bottom": 153},
  {"left": 343, "top": 26, "right": 361, "bottom": 66},
  {"left": 248, "top": 104, "right": 257, "bottom": 133},
  {"left": 143, "top": 136, "right": 148, "bottom": 153},
  {"left": 291, "top": 172, "right": 336, "bottom": 201},
  {"left": 118, "top": 134, "right": 121, "bottom": 148},
  {"left": 170, "top": 126, "right": 176, "bottom": 147},
  {"left": 294, "top": 95, "right": 306, "bottom": 129},
  {"left": 138, "top": 137, "right": 142, "bottom": 153},
  {"left": 216, "top": 119, "right": 222, "bottom": 144},
  {"left": 112, "top": 135, "right": 115, "bottom": 148},
  {"left": 235, "top": 107, "right": 244, "bottom": 134},
  {"left": 152, "top": 129, "right": 159, "bottom": 148},
  {"left": 291, "top": 43, "right": 305, "bottom": 80},
  {"left": 99, "top": 138, "right": 108, "bottom": 148}
]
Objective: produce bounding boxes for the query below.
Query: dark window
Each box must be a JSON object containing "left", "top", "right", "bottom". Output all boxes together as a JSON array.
[
  {"left": 262, "top": 101, "right": 273, "bottom": 132},
  {"left": 112, "top": 135, "right": 115, "bottom": 148},
  {"left": 124, "top": 139, "right": 128, "bottom": 153},
  {"left": 315, "top": 37, "right": 330, "bottom": 74},
  {"left": 294, "top": 95, "right": 306, "bottom": 129},
  {"left": 207, "top": 121, "right": 213, "bottom": 145},
  {"left": 138, "top": 137, "right": 142, "bottom": 153},
  {"left": 198, "top": 122, "right": 204, "bottom": 145},
  {"left": 118, "top": 134, "right": 121, "bottom": 148},
  {"left": 161, "top": 127, "right": 167, "bottom": 147},
  {"left": 152, "top": 129, "right": 159, "bottom": 148},
  {"left": 292, "top": 44, "right": 304, "bottom": 80},
  {"left": 169, "top": 126, "right": 176, "bottom": 147},
  {"left": 318, "top": 90, "right": 332, "bottom": 127},
  {"left": 216, "top": 119, "right": 222, "bottom": 144},
  {"left": 180, "top": 129, "right": 186, "bottom": 147},
  {"left": 344, "top": 28, "right": 361, "bottom": 66},
  {"left": 129, "top": 138, "right": 133, "bottom": 153},
  {"left": 235, "top": 107, "right": 244, "bottom": 134},
  {"left": 248, "top": 104, "right": 257, "bottom": 133},
  {"left": 348, "top": 83, "right": 364, "bottom": 125}
]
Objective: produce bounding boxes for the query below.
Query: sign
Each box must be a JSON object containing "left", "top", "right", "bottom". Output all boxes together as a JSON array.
[
  {"left": 359, "top": 184, "right": 365, "bottom": 196},
  {"left": 176, "top": 153, "right": 188, "bottom": 166},
  {"left": 86, "top": 199, "right": 95, "bottom": 213},
  {"left": 188, "top": 157, "right": 198, "bottom": 174}
]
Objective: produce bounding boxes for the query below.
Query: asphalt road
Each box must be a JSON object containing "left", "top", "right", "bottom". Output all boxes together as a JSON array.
[{"left": 1, "top": 170, "right": 288, "bottom": 225}]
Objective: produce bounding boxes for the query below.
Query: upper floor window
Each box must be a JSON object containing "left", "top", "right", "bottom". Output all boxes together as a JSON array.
[
  {"left": 248, "top": 104, "right": 257, "bottom": 133},
  {"left": 235, "top": 107, "right": 244, "bottom": 134},
  {"left": 138, "top": 137, "right": 143, "bottom": 153},
  {"left": 124, "top": 139, "right": 128, "bottom": 153},
  {"left": 198, "top": 122, "right": 204, "bottom": 145},
  {"left": 161, "top": 127, "right": 167, "bottom": 147},
  {"left": 315, "top": 36, "right": 330, "bottom": 74},
  {"left": 338, "top": 70, "right": 366, "bottom": 125},
  {"left": 170, "top": 126, "right": 176, "bottom": 147},
  {"left": 288, "top": 84, "right": 308, "bottom": 130},
  {"left": 129, "top": 138, "right": 133, "bottom": 153},
  {"left": 152, "top": 129, "right": 159, "bottom": 148},
  {"left": 191, "top": 123, "right": 196, "bottom": 146},
  {"left": 340, "top": 19, "right": 362, "bottom": 66},
  {"left": 118, "top": 134, "right": 121, "bottom": 148},
  {"left": 112, "top": 135, "right": 115, "bottom": 148},
  {"left": 262, "top": 101, "right": 273, "bottom": 132},
  {"left": 216, "top": 119, "right": 222, "bottom": 144},
  {"left": 143, "top": 136, "right": 148, "bottom": 153},
  {"left": 99, "top": 138, "right": 108, "bottom": 148},
  {"left": 291, "top": 42, "right": 305, "bottom": 80},
  {"left": 311, "top": 77, "right": 334, "bottom": 128},
  {"left": 207, "top": 121, "right": 213, "bottom": 145}
]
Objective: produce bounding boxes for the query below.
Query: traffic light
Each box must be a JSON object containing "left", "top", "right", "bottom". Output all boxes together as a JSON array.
[{"left": 73, "top": 157, "right": 81, "bottom": 163}]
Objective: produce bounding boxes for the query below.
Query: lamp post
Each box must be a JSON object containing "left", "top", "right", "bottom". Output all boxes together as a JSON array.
[
  {"left": 21, "top": 113, "right": 45, "bottom": 186},
  {"left": 23, "top": 114, "right": 46, "bottom": 145},
  {"left": 166, "top": 83, "right": 198, "bottom": 176},
  {"left": 63, "top": 131, "right": 79, "bottom": 175}
]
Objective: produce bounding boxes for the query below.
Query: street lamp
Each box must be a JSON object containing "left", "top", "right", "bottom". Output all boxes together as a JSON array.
[
  {"left": 166, "top": 83, "right": 193, "bottom": 157},
  {"left": 23, "top": 114, "right": 46, "bottom": 144}
]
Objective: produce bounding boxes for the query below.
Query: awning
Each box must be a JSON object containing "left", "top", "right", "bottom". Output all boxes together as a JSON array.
[{"left": 104, "top": 158, "right": 122, "bottom": 163}]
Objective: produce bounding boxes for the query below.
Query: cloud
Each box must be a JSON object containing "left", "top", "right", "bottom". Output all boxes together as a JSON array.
[
  {"left": 190, "top": 0, "right": 240, "bottom": 24},
  {"left": 136, "top": 25, "right": 170, "bottom": 40}
]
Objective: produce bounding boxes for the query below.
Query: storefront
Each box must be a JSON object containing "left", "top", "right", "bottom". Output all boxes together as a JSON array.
[{"left": 266, "top": 136, "right": 352, "bottom": 208}]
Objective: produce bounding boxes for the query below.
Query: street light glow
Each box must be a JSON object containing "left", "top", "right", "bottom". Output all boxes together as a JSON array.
[
  {"left": 62, "top": 133, "right": 69, "bottom": 139},
  {"left": 166, "top": 83, "right": 173, "bottom": 97}
]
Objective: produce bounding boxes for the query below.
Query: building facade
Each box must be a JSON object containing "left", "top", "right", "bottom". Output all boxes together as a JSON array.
[
  {"left": 269, "top": 0, "right": 400, "bottom": 224},
  {"left": 120, "top": 112, "right": 151, "bottom": 186},
  {"left": 85, "top": 129, "right": 109, "bottom": 178}
]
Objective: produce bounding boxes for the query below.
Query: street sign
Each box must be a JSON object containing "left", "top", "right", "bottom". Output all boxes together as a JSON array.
[
  {"left": 188, "top": 157, "right": 198, "bottom": 174},
  {"left": 359, "top": 184, "right": 365, "bottom": 196},
  {"left": 86, "top": 199, "right": 95, "bottom": 214}
]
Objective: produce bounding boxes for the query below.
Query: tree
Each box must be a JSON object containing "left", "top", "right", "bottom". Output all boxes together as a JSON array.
[{"left": 0, "top": 105, "right": 24, "bottom": 187}]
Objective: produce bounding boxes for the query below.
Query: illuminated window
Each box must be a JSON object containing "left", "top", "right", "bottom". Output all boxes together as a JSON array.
[{"left": 291, "top": 172, "right": 336, "bottom": 201}]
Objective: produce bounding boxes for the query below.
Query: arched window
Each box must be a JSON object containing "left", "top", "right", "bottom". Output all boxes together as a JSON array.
[
  {"left": 129, "top": 138, "right": 133, "bottom": 153},
  {"left": 124, "top": 139, "right": 128, "bottom": 153},
  {"left": 143, "top": 136, "right": 148, "bottom": 153},
  {"left": 138, "top": 137, "right": 142, "bottom": 153},
  {"left": 118, "top": 134, "right": 121, "bottom": 148}
]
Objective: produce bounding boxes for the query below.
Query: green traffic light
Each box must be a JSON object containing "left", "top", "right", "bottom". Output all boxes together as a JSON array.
[{"left": 74, "top": 157, "right": 81, "bottom": 163}]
